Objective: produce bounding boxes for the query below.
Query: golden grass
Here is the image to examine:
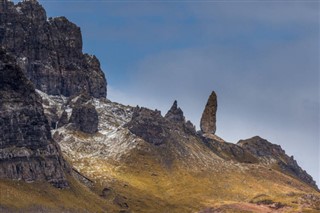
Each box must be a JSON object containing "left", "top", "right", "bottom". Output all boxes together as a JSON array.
[
  {"left": 2, "top": 140, "right": 319, "bottom": 213},
  {"left": 66, "top": 146, "right": 320, "bottom": 213},
  {"left": 0, "top": 175, "right": 118, "bottom": 213}
]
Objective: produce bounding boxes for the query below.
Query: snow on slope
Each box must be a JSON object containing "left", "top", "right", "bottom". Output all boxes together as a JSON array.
[{"left": 37, "top": 90, "right": 142, "bottom": 162}]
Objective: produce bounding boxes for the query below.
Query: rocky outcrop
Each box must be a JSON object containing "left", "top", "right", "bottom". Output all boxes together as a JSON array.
[
  {"left": 200, "top": 91, "right": 217, "bottom": 134},
  {"left": 0, "top": 48, "right": 69, "bottom": 188},
  {"left": 126, "top": 107, "right": 169, "bottom": 146},
  {"left": 201, "top": 136, "right": 259, "bottom": 163},
  {"left": 38, "top": 92, "right": 99, "bottom": 134},
  {"left": 165, "top": 100, "right": 185, "bottom": 123},
  {"left": 0, "top": 0, "right": 107, "bottom": 98},
  {"left": 165, "top": 100, "right": 196, "bottom": 134},
  {"left": 238, "top": 136, "right": 318, "bottom": 190},
  {"left": 69, "top": 103, "right": 99, "bottom": 134}
]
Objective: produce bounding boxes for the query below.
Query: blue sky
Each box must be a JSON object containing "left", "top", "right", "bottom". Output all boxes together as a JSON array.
[{"left": 14, "top": 0, "right": 319, "bottom": 185}]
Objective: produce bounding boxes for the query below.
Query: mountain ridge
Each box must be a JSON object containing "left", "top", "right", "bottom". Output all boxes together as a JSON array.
[{"left": 0, "top": 1, "right": 319, "bottom": 212}]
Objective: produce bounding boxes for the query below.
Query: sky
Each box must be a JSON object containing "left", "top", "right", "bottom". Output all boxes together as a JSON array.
[{"left": 14, "top": 0, "right": 319, "bottom": 185}]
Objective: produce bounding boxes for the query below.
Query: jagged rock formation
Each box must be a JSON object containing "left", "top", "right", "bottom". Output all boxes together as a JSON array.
[
  {"left": 1, "top": 1, "right": 319, "bottom": 212},
  {"left": 127, "top": 107, "right": 169, "bottom": 146},
  {"left": 238, "top": 136, "right": 318, "bottom": 190},
  {"left": 165, "top": 100, "right": 185, "bottom": 123},
  {"left": 0, "top": 0, "right": 107, "bottom": 98},
  {"left": 40, "top": 92, "right": 99, "bottom": 134},
  {"left": 165, "top": 100, "right": 196, "bottom": 134},
  {"left": 201, "top": 136, "right": 259, "bottom": 163},
  {"left": 200, "top": 91, "right": 217, "bottom": 134},
  {"left": 127, "top": 103, "right": 197, "bottom": 147},
  {"left": 0, "top": 48, "right": 69, "bottom": 188}
]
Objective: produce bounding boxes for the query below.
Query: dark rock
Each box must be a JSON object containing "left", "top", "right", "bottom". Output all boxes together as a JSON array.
[
  {"left": 126, "top": 107, "right": 169, "bottom": 146},
  {"left": 125, "top": 106, "right": 201, "bottom": 169},
  {"left": 0, "top": 48, "right": 69, "bottom": 188},
  {"left": 165, "top": 100, "right": 185, "bottom": 123},
  {"left": 0, "top": 0, "right": 107, "bottom": 98},
  {"left": 69, "top": 103, "right": 99, "bottom": 134},
  {"left": 101, "top": 187, "right": 113, "bottom": 198},
  {"left": 201, "top": 136, "right": 259, "bottom": 164},
  {"left": 165, "top": 100, "right": 196, "bottom": 134},
  {"left": 57, "top": 110, "right": 69, "bottom": 128},
  {"left": 68, "top": 93, "right": 92, "bottom": 107},
  {"left": 185, "top": 120, "right": 196, "bottom": 134},
  {"left": 200, "top": 91, "right": 217, "bottom": 134},
  {"left": 238, "top": 136, "right": 319, "bottom": 190}
]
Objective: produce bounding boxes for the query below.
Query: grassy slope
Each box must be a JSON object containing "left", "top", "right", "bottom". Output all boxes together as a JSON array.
[
  {"left": 72, "top": 147, "right": 320, "bottom": 213},
  {"left": 0, "top": 175, "right": 119, "bottom": 213},
  {"left": 1, "top": 149, "right": 319, "bottom": 213}
]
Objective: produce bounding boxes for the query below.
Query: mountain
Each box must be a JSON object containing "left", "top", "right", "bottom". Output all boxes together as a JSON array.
[
  {"left": 0, "top": 0, "right": 106, "bottom": 98},
  {"left": 42, "top": 91, "right": 319, "bottom": 212},
  {"left": 0, "top": 1, "right": 319, "bottom": 213},
  {"left": 0, "top": 47, "right": 121, "bottom": 213},
  {"left": 0, "top": 48, "right": 69, "bottom": 188}
]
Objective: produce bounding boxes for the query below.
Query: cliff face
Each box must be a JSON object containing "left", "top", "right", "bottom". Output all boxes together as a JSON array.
[
  {"left": 0, "top": 0, "right": 107, "bottom": 98},
  {"left": 0, "top": 48, "right": 69, "bottom": 188}
]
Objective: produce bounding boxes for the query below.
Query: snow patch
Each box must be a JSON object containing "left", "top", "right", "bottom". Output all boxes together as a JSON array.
[{"left": 15, "top": 6, "right": 23, "bottom": 14}]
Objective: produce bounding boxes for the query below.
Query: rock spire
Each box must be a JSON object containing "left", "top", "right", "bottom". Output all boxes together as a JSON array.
[
  {"left": 200, "top": 91, "right": 217, "bottom": 134},
  {"left": 165, "top": 100, "right": 185, "bottom": 123}
]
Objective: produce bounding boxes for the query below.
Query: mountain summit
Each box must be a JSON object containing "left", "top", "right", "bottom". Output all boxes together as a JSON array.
[{"left": 0, "top": 0, "right": 106, "bottom": 98}]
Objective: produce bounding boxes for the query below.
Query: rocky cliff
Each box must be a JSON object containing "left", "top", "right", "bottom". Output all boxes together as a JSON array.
[
  {"left": 238, "top": 136, "right": 318, "bottom": 189},
  {"left": 0, "top": 0, "right": 106, "bottom": 98},
  {"left": 1, "top": 1, "right": 319, "bottom": 212},
  {"left": 0, "top": 48, "right": 69, "bottom": 188}
]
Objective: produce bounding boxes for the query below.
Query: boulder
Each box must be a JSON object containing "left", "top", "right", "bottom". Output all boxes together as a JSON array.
[{"left": 69, "top": 103, "right": 99, "bottom": 134}]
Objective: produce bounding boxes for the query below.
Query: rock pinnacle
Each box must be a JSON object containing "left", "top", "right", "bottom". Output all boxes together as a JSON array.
[{"left": 200, "top": 91, "right": 217, "bottom": 134}]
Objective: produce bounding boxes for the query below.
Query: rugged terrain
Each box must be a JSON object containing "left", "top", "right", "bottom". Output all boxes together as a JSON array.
[
  {"left": 0, "top": 1, "right": 319, "bottom": 213},
  {"left": 0, "top": 48, "right": 69, "bottom": 188},
  {"left": 40, "top": 91, "right": 320, "bottom": 213},
  {"left": 0, "top": 0, "right": 106, "bottom": 98}
]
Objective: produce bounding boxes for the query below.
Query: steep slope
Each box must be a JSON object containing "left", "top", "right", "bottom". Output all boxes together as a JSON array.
[
  {"left": 0, "top": 0, "right": 106, "bottom": 98},
  {"left": 0, "top": 48, "right": 69, "bottom": 188},
  {"left": 238, "top": 136, "right": 318, "bottom": 189},
  {"left": 1, "top": 1, "right": 319, "bottom": 212},
  {"left": 39, "top": 91, "right": 319, "bottom": 212},
  {"left": 0, "top": 49, "right": 120, "bottom": 212},
  {"left": 0, "top": 176, "right": 119, "bottom": 212}
]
